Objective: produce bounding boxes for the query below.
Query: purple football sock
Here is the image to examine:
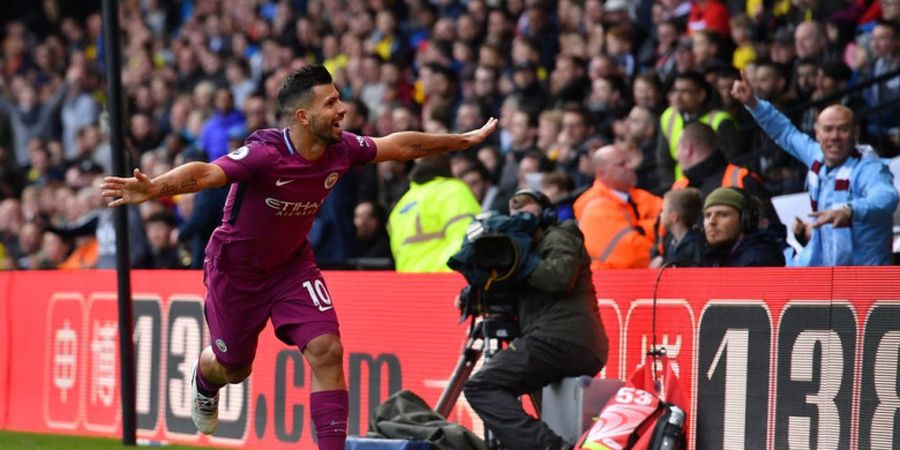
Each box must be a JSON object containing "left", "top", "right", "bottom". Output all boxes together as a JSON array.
[
  {"left": 195, "top": 362, "right": 225, "bottom": 397},
  {"left": 310, "top": 389, "right": 349, "bottom": 450}
]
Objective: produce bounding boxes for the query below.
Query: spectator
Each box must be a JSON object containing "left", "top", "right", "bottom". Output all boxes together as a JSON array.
[
  {"left": 549, "top": 105, "right": 595, "bottom": 188},
  {"left": 752, "top": 60, "right": 793, "bottom": 108},
  {"left": 658, "top": 187, "right": 705, "bottom": 267},
  {"left": 793, "top": 58, "right": 820, "bottom": 103},
  {"left": 673, "top": 122, "right": 764, "bottom": 195},
  {"left": 0, "top": 74, "right": 69, "bottom": 167},
  {"left": 799, "top": 60, "right": 866, "bottom": 137},
  {"left": 794, "top": 21, "right": 829, "bottom": 62},
  {"left": 472, "top": 65, "right": 503, "bottom": 117},
  {"left": 605, "top": 25, "right": 636, "bottom": 78},
  {"left": 742, "top": 60, "right": 806, "bottom": 194},
  {"left": 632, "top": 72, "right": 665, "bottom": 114},
  {"left": 702, "top": 187, "right": 785, "bottom": 267},
  {"left": 36, "top": 229, "right": 72, "bottom": 269},
  {"left": 539, "top": 170, "right": 576, "bottom": 221},
  {"left": 23, "top": 139, "right": 64, "bottom": 187},
  {"left": 387, "top": 155, "right": 481, "bottom": 272},
  {"left": 733, "top": 72, "right": 899, "bottom": 266},
  {"left": 691, "top": 30, "right": 727, "bottom": 70},
  {"left": 496, "top": 108, "right": 538, "bottom": 196},
  {"left": 862, "top": 20, "right": 900, "bottom": 156},
  {"left": 624, "top": 106, "right": 663, "bottom": 194},
  {"left": 199, "top": 88, "right": 246, "bottom": 161},
  {"left": 16, "top": 221, "right": 44, "bottom": 269},
  {"left": 574, "top": 143, "right": 662, "bottom": 269},
  {"left": 459, "top": 160, "right": 506, "bottom": 213},
  {"left": 352, "top": 200, "right": 393, "bottom": 266},
  {"left": 769, "top": 27, "right": 798, "bottom": 66},
  {"left": 145, "top": 211, "right": 184, "bottom": 269},
  {"left": 587, "top": 75, "right": 630, "bottom": 141},
  {"left": 225, "top": 59, "right": 256, "bottom": 110},
  {"left": 60, "top": 65, "right": 100, "bottom": 159},
  {"left": 57, "top": 189, "right": 99, "bottom": 269},
  {"left": 657, "top": 71, "right": 740, "bottom": 188},
  {"left": 509, "top": 63, "right": 548, "bottom": 113},
  {"left": 652, "top": 21, "right": 682, "bottom": 86},
  {"left": 516, "top": 149, "right": 555, "bottom": 192},
  {"left": 549, "top": 54, "right": 590, "bottom": 106}
]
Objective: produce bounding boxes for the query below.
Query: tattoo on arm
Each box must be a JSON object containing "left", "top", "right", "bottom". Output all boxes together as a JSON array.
[
  {"left": 410, "top": 143, "right": 425, "bottom": 155},
  {"left": 180, "top": 175, "right": 198, "bottom": 189},
  {"left": 161, "top": 183, "right": 176, "bottom": 196}
]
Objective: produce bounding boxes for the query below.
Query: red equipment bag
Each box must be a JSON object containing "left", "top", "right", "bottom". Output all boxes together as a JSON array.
[{"left": 577, "top": 355, "right": 689, "bottom": 450}]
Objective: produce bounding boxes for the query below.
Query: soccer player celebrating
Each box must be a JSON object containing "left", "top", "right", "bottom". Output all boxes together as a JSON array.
[{"left": 101, "top": 64, "right": 497, "bottom": 449}]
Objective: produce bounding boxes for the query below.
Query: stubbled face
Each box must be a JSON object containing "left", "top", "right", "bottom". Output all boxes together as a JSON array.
[
  {"left": 795, "top": 63, "right": 818, "bottom": 96},
  {"left": 704, "top": 205, "right": 741, "bottom": 246},
  {"left": 672, "top": 79, "right": 704, "bottom": 114},
  {"left": 307, "top": 84, "right": 348, "bottom": 144},
  {"left": 815, "top": 106, "right": 856, "bottom": 167}
]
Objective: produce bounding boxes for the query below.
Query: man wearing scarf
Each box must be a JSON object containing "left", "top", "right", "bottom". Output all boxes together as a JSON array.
[{"left": 732, "top": 71, "right": 898, "bottom": 266}]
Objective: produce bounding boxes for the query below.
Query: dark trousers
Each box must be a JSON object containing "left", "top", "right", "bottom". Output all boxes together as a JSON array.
[{"left": 463, "top": 335, "right": 604, "bottom": 450}]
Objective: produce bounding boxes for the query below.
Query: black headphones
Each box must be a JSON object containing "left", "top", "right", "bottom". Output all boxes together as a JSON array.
[
  {"left": 512, "top": 189, "right": 558, "bottom": 227},
  {"left": 736, "top": 188, "right": 759, "bottom": 234}
]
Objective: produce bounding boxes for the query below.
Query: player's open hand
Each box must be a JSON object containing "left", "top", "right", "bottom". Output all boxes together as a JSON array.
[
  {"left": 462, "top": 117, "right": 499, "bottom": 146},
  {"left": 100, "top": 168, "right": 154, "bottom": 207},
  {"left": 731, "top": 69, "right": 758, "bottom": 108}
]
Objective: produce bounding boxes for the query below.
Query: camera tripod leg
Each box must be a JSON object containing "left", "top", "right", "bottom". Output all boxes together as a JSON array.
[{"left": 436, "top": 320, "right": 484, "bottom": 418}]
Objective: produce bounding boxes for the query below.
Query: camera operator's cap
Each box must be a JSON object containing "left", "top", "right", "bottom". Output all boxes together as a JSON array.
[
  {"left": 704, "top": 187, "right": 744, "bottom": 212},
  {"left": 512, "top": 189, "right": 552, "bottom": 209}
]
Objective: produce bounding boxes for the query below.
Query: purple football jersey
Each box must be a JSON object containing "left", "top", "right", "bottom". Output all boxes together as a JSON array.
[{"left": 207, "top": 128, "right": 376, "bottom": 271}]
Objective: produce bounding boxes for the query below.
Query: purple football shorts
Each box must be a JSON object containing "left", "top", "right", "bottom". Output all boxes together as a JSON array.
[{"left": 202, "top": 252, "right": 340, "bottom": 370}]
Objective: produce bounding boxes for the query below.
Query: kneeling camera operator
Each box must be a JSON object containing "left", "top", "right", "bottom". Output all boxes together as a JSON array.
[{"left": 449, "top": 189, "right": 609, "bottom": 450}]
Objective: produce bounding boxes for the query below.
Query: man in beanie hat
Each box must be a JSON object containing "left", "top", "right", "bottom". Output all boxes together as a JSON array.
[{"left": 702, "top": 187, "right": 785, "bottom": 267}]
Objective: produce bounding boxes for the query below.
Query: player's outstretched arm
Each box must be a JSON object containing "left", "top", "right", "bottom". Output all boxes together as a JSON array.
[
  {"left": 100, "top": 162, "right": 227, "bottom": 207},
  {"left": 370, "top": 117, "right": 498, "bottom": 162}
]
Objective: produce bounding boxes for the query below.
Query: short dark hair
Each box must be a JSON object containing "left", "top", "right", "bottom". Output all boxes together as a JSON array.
[
  {"left": 460, "top": 160, "right": 492, "bottom": 183},
  {"left": 146, "top": 211, "right": 177, "bottom": 228},
  {"left": 756, "top": 59, "right": 789, "bottom": 81},
  {"left": 664, "top": 187, "right": 703, "bottom": 227},
  {"left": 541, "top": 171, "right": 575, "bottom": 192},
  {"left": 277, "top": 64, "right": 333, "bottom": 113},
  {"left": 820, "top": 59, "right": 852, "bottom": 82},
  {"left": 673, "top": 71, "right": 711, "bottom": 99},
  {"left": 874, "top": 19, "right": 900, "bottom": 37}
]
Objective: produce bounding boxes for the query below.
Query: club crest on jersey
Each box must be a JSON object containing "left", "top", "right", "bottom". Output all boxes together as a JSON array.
[
  {"left": 324, "top": 172, "right": 339, "bottom": 189},
  {"left": 227, "top": 146, "right": 250, "bottom": 160}
]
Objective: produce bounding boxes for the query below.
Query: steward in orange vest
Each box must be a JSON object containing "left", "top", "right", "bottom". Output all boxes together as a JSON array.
[{"left": 574, "top": 144, "right": 663, "bottom": 269}]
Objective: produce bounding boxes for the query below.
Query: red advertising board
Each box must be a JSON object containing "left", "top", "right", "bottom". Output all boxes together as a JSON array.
[{"left": 0, "top": 268, "right": 899, "bottom": 449}]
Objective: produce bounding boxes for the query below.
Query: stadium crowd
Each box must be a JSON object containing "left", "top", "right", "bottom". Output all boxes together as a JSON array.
[{"left": 0, "top": 0, "right": 897, "bottom": 271}]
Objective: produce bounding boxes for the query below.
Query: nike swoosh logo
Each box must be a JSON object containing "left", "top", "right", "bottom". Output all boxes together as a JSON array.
[{"left": 275, "top": 179, "right": 295, "bottom": 187}]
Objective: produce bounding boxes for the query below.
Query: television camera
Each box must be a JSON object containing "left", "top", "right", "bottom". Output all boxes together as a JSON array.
[{"left": 437, "top": 211, "right": 544, "bottom": 425}]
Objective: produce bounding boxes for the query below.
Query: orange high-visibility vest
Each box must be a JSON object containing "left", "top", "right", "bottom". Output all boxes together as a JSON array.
[{"left": 574, "top": 181, "right": 663, "bottom": 269}]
